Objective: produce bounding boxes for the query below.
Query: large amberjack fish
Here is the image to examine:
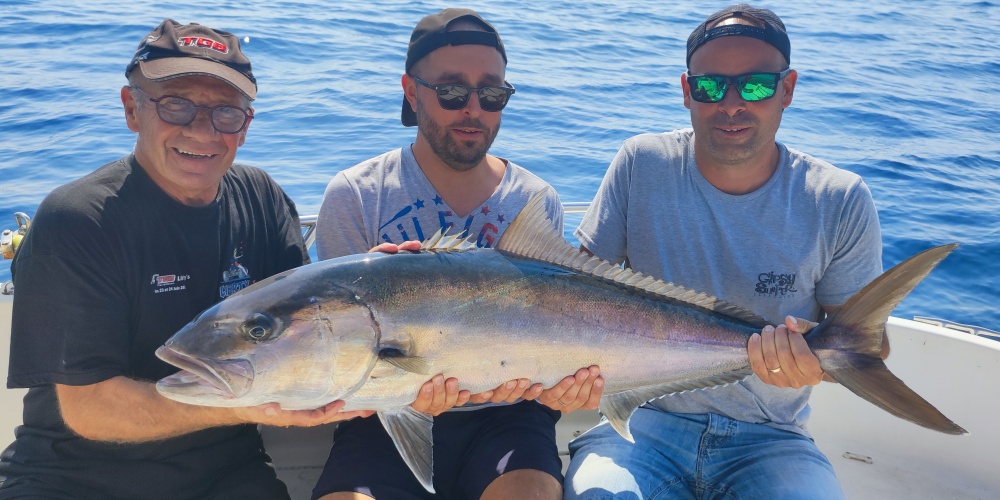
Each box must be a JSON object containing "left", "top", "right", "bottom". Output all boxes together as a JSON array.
[{"left": 155, "top": 192, "right": 965, "bottom": 492}]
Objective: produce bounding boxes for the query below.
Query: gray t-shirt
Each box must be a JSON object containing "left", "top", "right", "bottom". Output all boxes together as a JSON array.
[
  {"left": 575, "top": 129, "right": 882, "bottom": 434},
  {"left": 316, "top": 146, "right": 563, "bottom": 259}
]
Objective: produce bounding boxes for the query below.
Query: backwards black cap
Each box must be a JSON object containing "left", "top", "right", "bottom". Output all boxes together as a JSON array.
[
  {"left": 686, "top": 4, "right": 790, "bottom": 69},
  {"left": 126, "top": 19, "right": 257, "bottom": 100},
  {"left": 402, "top": 8, "right": 507, "bottom": 127}
]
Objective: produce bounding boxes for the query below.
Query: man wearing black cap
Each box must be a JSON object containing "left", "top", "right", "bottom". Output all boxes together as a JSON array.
[
  {"left": 0, "top": 19, "right": 369, "bottom": 499},
  {"left": 313, "top": 8, "right": 600, "bottom": 500},
  {"left": 566, "top": 5, "right": 882, "bottom": 499}
]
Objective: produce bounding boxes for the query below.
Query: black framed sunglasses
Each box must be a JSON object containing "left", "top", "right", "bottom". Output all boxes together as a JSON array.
[
  {"left": 132, "top": 87, "right": 254, "bottom": 134},
  {"left": 686, "top": 69, "right": 792, "bottom": 103},
  {"left": 409, "top": 75, "right": 515, "bottom": 112}
]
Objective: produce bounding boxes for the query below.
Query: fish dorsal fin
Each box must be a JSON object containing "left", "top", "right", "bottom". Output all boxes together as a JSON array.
[
  {"left": 496, "top": 192, "right": 768, "bottom": 326},
  {"left": 378, "top": 407, "right": 436, "bottom": 493},
  {"left": 421, "top": 228, "right": 477, "bottom": 252}
]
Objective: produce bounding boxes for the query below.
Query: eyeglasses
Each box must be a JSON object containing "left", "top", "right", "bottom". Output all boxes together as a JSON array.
[
  {"left": 686, "top": 69, "right": 792, "bottom": 103},
  {"left": 131, "top": 87, "right": 253, "bottom": 134},
  {"left": 409, "top": 75, "right": 515, "bottom": 112}
]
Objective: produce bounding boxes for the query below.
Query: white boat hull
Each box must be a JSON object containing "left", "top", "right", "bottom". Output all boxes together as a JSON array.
[
  {"left": 2, "top": 294, "right": 997, "bottom": 498},
  {"left": 808, "top": 317, "right": 999, "bottom": 498}
]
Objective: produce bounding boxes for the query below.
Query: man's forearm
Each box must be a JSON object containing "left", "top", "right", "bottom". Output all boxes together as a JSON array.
[{"left": 56, "top": 376, "right": 242, "bottom": 443}]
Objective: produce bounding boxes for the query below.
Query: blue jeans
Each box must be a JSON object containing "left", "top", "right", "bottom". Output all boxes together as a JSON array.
[{"left": 564, "top": 408, "right": 844, "bottom": 500}]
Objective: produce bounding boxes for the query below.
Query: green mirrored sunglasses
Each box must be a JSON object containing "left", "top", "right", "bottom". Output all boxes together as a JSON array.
[{"left": 687, "top": 69, "right": 792, "bottom": 103}]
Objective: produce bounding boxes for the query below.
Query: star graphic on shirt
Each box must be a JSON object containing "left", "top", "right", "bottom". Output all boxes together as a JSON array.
[
  {"left": 497, "top": 214, "right": 506, "bottom": 224},
  {"left": 414, "top": 199, "right": 425, "bottom": 209},
  {"left": 434, "top": 195, "right": 444, "bottom": 205},
  {"left": 481, "top": 206, "right": 491, "bottom": 215}
]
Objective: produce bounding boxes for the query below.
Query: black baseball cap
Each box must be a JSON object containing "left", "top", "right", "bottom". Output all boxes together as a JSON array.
[
  {"left": 402, "top": 8, "right": 507, "bottom": 126},
  {"left": 686, "top": 4, "right": 790, "bottom": 69},
  {"left": 126, "top": 19, "right": 257, "bottom": 100}
]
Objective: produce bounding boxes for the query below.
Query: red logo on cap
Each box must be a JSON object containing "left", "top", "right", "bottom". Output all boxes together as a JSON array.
[{"left": 178, "top": 37, "right": 229, "bottom": 54}]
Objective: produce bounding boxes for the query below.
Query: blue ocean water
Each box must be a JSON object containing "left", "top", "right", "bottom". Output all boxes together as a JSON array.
[{"left": 1, "top": 1, "right": 997, "bottom": 329}]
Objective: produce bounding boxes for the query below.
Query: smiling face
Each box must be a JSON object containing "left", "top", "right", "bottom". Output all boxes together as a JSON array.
[
  {"left": 683, "top": 36, "right": 796, "bottom": 175},
  {"left": 123, "top": 74, "right": 251, "bottom": 206},
  {"left": 406, "top": 42, "right": 505, "bottom": 172}
]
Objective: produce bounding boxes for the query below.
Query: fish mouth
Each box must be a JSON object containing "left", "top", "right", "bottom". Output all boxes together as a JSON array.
[{"left": 155, "top": 346, "right": 254, "bottom": 401}]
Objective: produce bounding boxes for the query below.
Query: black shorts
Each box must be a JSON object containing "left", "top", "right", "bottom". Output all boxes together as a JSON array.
[
  {"left": 312, "top": 401, "right": 562, "bottom": 500},
  {"left": 0, "top": 448, "right": 289, "bottom": 500}
]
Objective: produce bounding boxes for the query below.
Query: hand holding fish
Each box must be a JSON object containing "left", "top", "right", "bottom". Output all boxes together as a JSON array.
[
  {"left": 748, "top": 316, "right": 825, "bottom": 388},
  {"left": 470, "top": 378, "right": 542, "bottom": 404},
  {"left": 412, "top": 368, "right": 604, "bottom": 414},
  {"left": 368, "top": 240, "right": 423, "bottom": 254},
  {"left": 537, "top": 365, "right": 604, "bottom": 413},
  {"left": 410, "top": 374, "right": 471, "bottom": 416},
  {"left": 233, "top": 401, "right": 374, "bottom": 427}
]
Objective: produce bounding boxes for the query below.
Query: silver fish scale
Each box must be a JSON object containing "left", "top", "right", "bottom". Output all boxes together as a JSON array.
[{"left": 336, "top": 248, "right": 757, "bottom": 410}]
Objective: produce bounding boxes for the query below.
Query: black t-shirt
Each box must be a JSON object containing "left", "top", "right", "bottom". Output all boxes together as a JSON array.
[{"left": 1, "top": 156, "right": 308, "bottom": 499}]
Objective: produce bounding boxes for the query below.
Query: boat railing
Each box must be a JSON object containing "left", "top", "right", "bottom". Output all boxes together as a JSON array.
[
  {"left": 913, "top": 317, "right": 1000, "bottom": 340},
  {"left": 298, "top": 201, "right": 592, "bottom": 255}
]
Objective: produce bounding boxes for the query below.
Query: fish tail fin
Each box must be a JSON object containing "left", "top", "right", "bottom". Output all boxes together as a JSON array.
[{"left": 809, "top": 243, "right": 967, "bottom": 435}]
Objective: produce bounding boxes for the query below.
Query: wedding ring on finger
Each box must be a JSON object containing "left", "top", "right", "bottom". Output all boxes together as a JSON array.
[
  {"left": 767, "top": 366, "right": 782, "bottom": 374},
  {"left": 557, "top": 399, "right": 570, "bottom": 406}
]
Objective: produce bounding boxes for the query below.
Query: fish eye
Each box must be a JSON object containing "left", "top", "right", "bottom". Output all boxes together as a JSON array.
[{"left": 242, "top": 313, "right": 276, "bottom": 342}]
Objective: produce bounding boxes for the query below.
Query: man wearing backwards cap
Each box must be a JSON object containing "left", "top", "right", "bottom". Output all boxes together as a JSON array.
[
  {"left": 314, "top": 8, "right": 602, "bottom": 500},
  {"left": 0, "top": 19, "right": 368, "bottom": 499},
  {"left": 566, "top": 4, "right": 881, "bottom": 499}
]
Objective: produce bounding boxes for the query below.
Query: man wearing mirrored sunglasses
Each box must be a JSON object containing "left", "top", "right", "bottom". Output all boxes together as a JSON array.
[
  {"left": 313, "top": 8, "right": 602, "bottom": 500},
  {"left": 0, "top": 19, "right": 370, "bottom": 500},
  {"left": 566, "top": 4, "right": 882, "bottom": 499}
]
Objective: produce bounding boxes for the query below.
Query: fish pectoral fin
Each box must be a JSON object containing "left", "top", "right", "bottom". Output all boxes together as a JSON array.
[
  {"left": 380, "top": 352, "right": 432, "bottom": 375},
  {"left": 378, "top": 407, "right": 436, "bottom": 493}
]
